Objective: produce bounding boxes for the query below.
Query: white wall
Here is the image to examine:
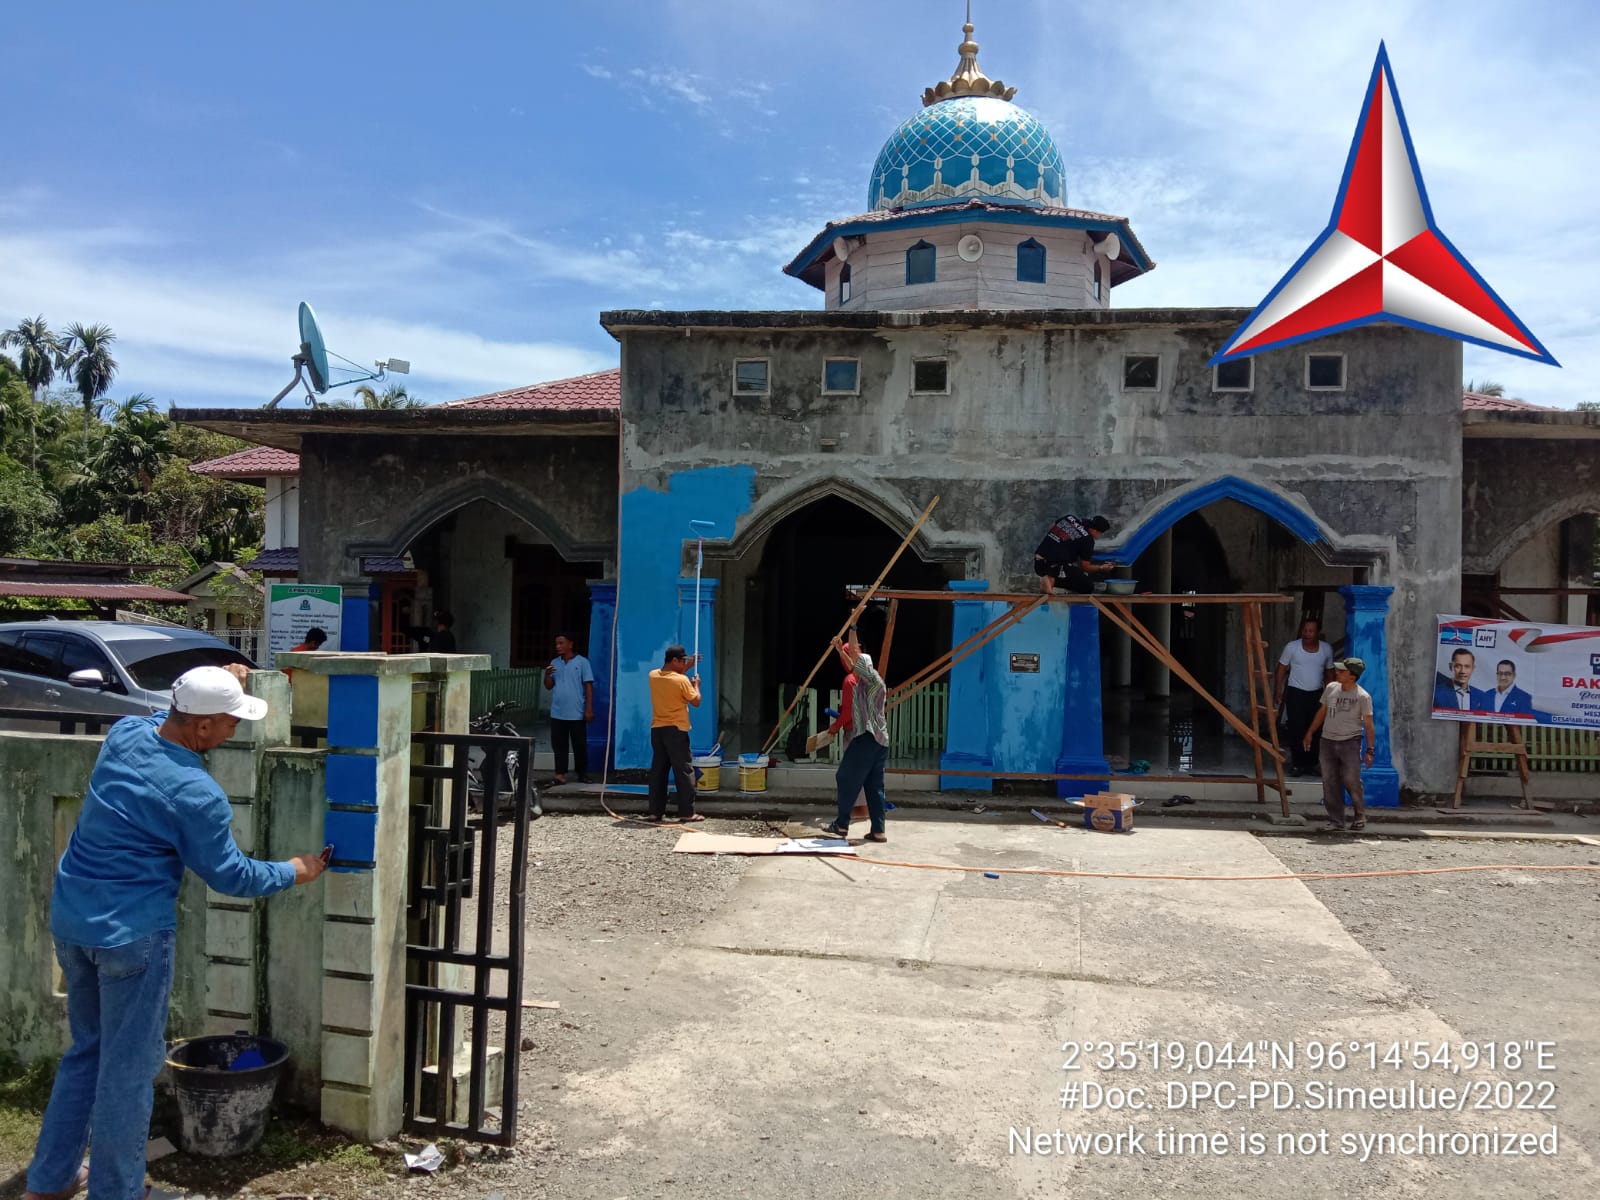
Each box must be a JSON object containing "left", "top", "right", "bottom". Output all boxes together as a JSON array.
[
  {"left": 446, "top": 500, "right": 553, "bottom": 668},
  {"left": 826, "top": 222, "right": 1107, "bottom": 313},
  {"left": 264, "top": 478, "right": 300, "bottom": 550}
]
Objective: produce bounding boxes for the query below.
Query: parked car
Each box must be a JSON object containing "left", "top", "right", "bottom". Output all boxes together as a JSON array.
[{"left": 0, "top": 620, "right": 256, "bottom": 730}]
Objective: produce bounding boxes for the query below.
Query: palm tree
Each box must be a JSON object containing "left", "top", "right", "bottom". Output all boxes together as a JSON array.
[
  {"left": 97, "top": 395, "right": 173, "bottom": 515},
  {"left": 352, "top": 382, "right": 420, "bottom": 409},
  {"left": 1465, "top": 379, "right": 1505, "bottom": 397},
  {"left": 0, "top": 315, "right": 69, "bottom": 470},
  {"left": 60, "top": 322, "right": 118, "bottom": 451}
]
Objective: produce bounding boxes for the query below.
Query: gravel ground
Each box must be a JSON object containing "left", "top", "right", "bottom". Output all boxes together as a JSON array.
[{"left": 1264, "top": 835, "right": 1600, "bottom": 1161}]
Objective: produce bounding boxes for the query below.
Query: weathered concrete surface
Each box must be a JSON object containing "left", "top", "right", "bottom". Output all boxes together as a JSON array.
[
  {"left": 296, "top": 432, "right": 618, "bottom": 584},
  {"left": 533, "top": 821, "right": 1596, "bottom": 1198},
  {"left": 612, "top": 309, "right": 1463, "bottom": 792},
  {"left": 1463, "top": 433, "right": 1600, "bottom": 576}
]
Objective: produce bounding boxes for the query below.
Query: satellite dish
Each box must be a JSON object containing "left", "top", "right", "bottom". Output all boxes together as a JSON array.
[
  {"left": 1098, "top": 232, "right": 1122, "bottom": 261},
  {"left": 265, "top": 301, "right": 412, "bottom": 409},
  {"left": 958, "top": 234, "right": 985, "bottom": 263},
  {"left": 298, "top": 303, "right": 331, "bottom": 393},
  {"left": 831, "top": 236, "right": 851, "bottom": 264}
]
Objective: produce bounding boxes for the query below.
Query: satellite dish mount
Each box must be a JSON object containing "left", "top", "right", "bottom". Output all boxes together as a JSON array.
[{"left": 265, "top": 302, "right": 410, "bottom": 409}]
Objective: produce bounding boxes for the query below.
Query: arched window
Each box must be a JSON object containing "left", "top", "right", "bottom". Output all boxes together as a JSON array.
[
  {"left": 839, "top": 262, "right": 852, "bottom": 304},
  {"left": 906, "top": 240, "right": 936, "bottom": 286},
  {"left": 1017, "top": 238, "right": 1046, "bottom": 283}
]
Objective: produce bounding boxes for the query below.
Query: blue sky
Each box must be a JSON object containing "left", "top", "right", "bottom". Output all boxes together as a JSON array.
[{"left": 2, "top": 0, "right": 1595, "bottom": 409}]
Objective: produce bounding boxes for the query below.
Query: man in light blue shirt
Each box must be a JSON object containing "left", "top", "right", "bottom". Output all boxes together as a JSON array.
[
  {"left": 25, "top": 665, "right": 329, "bottom": 1200},
  {"left": 544, "top": 632, "right": 595, "bottom": 784}
]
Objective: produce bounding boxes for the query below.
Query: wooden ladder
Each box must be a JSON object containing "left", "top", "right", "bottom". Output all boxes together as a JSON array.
[{"left": 1241, "top": 600, "right": 1291, "bottom": 817}]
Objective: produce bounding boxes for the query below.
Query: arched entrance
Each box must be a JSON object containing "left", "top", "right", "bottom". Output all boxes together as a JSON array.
[
  {"left": 1103, "top": 480, "right": 1375, "bottom": 775},
  {"left": 714, "top": 494, "right": 959, "bottom": 748},
  {"left": 1464, "top": 511, "right": 1598, "bottom": 626}
]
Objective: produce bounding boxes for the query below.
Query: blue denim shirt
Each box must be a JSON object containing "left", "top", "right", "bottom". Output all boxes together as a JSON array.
[{"left": 52, "top": 715, "right": 295, "bottom": 947}]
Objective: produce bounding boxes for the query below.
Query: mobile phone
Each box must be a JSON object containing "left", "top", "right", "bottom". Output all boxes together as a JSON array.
[{"left": 320, "top": 844, "right": 334, "bottom": 864}]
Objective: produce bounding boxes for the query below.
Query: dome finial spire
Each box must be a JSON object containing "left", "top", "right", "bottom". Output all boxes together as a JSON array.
[{"left": 922, "top": 1, "right": 1018, "bottom": 107}]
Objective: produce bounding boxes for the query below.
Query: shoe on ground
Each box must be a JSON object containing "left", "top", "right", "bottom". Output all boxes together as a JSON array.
[
  {"left": 864, "top": 831, "right": 887, "bottom": 843},
  {"left": 817, "top": 820, "right": 850, "bottom": 838},
  {"left": 1349, "top": 820, "right": 1367, "bottom": 831}
]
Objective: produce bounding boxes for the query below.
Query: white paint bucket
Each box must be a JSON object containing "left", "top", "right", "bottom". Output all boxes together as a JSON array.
[
  {"left": 738, "top": 752, "right": 767, "bottom": 793},
  {"left": 692, "top": 755, "right": 721, "bottom": 793}
]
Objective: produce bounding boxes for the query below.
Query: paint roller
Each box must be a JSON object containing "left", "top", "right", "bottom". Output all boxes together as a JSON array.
[{"left": 688, "top": 519, "right": 715, "bottom": 673}]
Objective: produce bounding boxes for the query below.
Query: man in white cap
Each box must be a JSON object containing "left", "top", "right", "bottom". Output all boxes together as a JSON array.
[{"left": 24, "top": 665, "right": 330, "bottom": 1200}]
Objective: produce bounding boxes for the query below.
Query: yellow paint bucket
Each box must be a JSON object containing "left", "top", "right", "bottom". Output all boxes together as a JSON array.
[
  {"left": 738, "top": 753, "right": 767, "bottom": 793},
  {"left": 692, "top": 755, "right": 721, "bottom": 793}
]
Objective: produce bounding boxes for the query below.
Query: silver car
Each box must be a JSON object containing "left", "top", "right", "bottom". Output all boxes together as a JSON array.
[{"left": 0, "top": 621, "right": 255, "bottom": 730}]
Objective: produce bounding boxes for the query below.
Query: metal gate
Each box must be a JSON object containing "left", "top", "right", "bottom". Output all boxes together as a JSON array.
[{"left": 403, "top": 730, "right": 534, "bottom": 1145}]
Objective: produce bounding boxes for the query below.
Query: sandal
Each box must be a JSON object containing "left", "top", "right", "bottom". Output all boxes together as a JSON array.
[
  {"left": 864, "top": 832, "right": 888, "bottom": 843},
  {"left": 680, "top": 813, "right": 706, "bottom": 823},
  {"left": 817, "top": 822, "right": 850, "bottom": 838},
  {"left": 1320, "top": 822, "right": 1345, "bottom": 832},
  {"left": 1349, "top": 820, "right": 1367, "bottom": 831}
]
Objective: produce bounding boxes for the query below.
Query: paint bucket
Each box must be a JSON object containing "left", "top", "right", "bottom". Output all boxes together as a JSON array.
[
  {"left": 166, "top": 1034, "right": 288, "bottom": 1158},
  {"left": 738, "top": 752, "right": 767, "bottom": 793},
  {"left": 692, "top": 755, "right": 721, "bottom": 793}
]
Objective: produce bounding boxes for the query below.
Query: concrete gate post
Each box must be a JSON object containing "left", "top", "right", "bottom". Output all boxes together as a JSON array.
[
  {"left": 1339, "top": 584, "right": 1400, "bottom": 807},
  {"left": 586, "top": 580, "right": 618, "bottom": 770},
  {"left": 276, "top": 650, "right": 486, "bottom": 1141},
  {"left": 677, "top": 577, "right": 720, "bottom": 756},
  {"left": 940, "top": 580, "right": 995, "bottom": 789},
  {"left": 200, "top": 670, "right": 292, "bottom": 1037}
]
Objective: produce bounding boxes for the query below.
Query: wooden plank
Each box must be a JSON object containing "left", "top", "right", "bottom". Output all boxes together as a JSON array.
[
  {"left": 761, "top": 495, "right": 939, "bottom": 754},
  {"left": 887, "top": 596, "right": 1044, "bottom": 711},
  {"left": 879, "top": 599, "right": 900, "bottom": 684}
]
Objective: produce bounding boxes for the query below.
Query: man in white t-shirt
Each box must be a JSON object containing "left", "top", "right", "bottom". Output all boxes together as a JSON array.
[{"left": 1273, "top": 617, "right": 1335, "bottom": 776}]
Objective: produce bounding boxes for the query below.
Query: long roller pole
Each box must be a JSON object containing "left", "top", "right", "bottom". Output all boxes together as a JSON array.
[{"left": 760, "top": 495, "right": 940, "bottom": 754}]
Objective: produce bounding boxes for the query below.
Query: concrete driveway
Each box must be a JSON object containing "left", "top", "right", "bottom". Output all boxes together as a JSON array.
[{"left": 522, "top": 818, "right": 1598, "bottom": 1199}]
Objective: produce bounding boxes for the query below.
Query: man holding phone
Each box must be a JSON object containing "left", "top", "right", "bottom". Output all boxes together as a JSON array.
[{"left": 24, "top": 665, "right": 330, "bottom": 1200}]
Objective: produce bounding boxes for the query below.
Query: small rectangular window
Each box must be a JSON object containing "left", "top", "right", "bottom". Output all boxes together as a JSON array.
[
  {"left": 1213, "top": 358, "right": 1253, "bottom": 391},
  {"left": 1017, "top": 239, "right": 1046, "bottom": 284},
  {"left": 912, "top": 357, "right": 948, "bottom": 394},
  {"left": 1306, "top": 353, "right": 1345, "bottom": 390},
  {"left": 822, "top": 358, "right": 860, "bottom": 394},
  {"left": 733, "top": 359, "right": 769, "bottom": 395},
  {"left": 1122, "top": 355, "right": 1159, "bottom": 391},
  {"left": 1093, "top": 270, "right": 1103, "bottom": 302},
  {"left": 838, "top": 263, "right": 852, "bottom": 305}
]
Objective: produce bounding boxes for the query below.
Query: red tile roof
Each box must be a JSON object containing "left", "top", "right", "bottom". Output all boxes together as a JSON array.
[
  {"left": 189, "top": 445, "right": 302, "bottom": 477},
  {"left": 0, "top": 582, "right": 192, "bottom": 602},
  {"left": 444, "top": 367, "right": 620, "bottom": 412},
  {"left": 1462, "top": 390, "right": 1554, "bottom": 412}
]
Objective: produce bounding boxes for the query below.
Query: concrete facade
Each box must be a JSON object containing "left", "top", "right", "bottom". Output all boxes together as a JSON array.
[{"left": 604, "top": 306, "right": 1463, "bottom": 793}]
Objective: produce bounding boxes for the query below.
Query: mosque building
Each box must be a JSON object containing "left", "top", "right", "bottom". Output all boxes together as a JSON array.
[{"left": 180, "top": 12, "right": 1600, "bottom": 803}]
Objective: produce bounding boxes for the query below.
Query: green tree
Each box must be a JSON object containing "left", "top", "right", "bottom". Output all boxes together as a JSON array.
[
  {"left": 1465, "top": 379, "right": 1506, "bottom": 396},
  {"left": 60, "top": 322, "right": 118, "bottom": 452},
  {"left": 0, "top": 315, "right": 69, "bottom": 470},
  {"left": 96, "top": 395, "right": 173, "bottom": 515},
  {"left": 0, "top": 458, "right": 62, "bottom": 554},
  {"left": 352, "top": 383, "right": 420, "bottom": 409}
]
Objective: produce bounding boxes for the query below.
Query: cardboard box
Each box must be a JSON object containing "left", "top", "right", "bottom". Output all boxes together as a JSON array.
[{"left": 1071, "top": 791, "right": 1139, "bottom": 833}]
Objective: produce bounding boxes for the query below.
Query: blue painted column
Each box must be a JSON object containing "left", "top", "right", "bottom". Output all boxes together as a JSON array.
[
  {"left": 1340, "top": 584, "right": 1399, "bottom": 807},
  {"left": 585, "top": 580, "right": 617, "bottom": 771},
  {"left": 676, "top": 577, "right": 720, "bottom": 756},
  {"left": 1056, "top": 601, "right": 1110, "bottom": 799},
  {"left": 940, "top": 580, "right": 995, "bottom": 790},
  {"left": 341, "top": 581, "right": 371, "bottom": 652}
]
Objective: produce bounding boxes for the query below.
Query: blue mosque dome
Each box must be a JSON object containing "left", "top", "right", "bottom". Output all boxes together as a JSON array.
[{"left": 869, "top": 94, "right": 1066, "bottom": 212}]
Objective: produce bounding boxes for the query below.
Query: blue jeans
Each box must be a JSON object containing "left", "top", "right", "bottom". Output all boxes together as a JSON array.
[
  {"left": 834, "top": 737, "right": 888, "bottom": 834},
  {"left": 29, "top": 930, "right": 175, "bottom": 1200}
]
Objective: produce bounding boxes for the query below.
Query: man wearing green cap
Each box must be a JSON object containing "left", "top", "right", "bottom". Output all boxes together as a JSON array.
[{"left": 1301, "top": 658, "right": 1376, "bottom": 831}]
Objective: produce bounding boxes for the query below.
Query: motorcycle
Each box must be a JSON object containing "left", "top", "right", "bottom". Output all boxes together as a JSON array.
[{"left": 467, "top": 700, "right": 541, "bottom": 816}]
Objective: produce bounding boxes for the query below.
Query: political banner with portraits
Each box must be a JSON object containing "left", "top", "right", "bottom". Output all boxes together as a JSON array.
[{"left": 1432, "top": 615, "right": 1600, "bottom": 729}]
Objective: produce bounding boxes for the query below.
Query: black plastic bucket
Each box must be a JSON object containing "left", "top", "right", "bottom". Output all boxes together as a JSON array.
[{"left": 165, "top": 1034, "right": 288, "bottom": 1158}]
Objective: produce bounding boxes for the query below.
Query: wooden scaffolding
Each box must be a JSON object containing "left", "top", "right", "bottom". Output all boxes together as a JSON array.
[{"left": 849, "top": 588, "right": 1297, "bottom": 818}]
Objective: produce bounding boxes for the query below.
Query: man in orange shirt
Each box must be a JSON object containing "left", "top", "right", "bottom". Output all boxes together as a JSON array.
[{"left": 647, "top": 645, "right": 704, "bottom": 823}]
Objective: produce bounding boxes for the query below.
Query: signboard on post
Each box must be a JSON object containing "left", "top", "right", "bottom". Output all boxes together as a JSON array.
[
  {"left": 268, "top": 583, "right": 343, "bottom": 665},
  {"left": 1432, "top": 614, "right": 1600, "bottom": 730}
]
